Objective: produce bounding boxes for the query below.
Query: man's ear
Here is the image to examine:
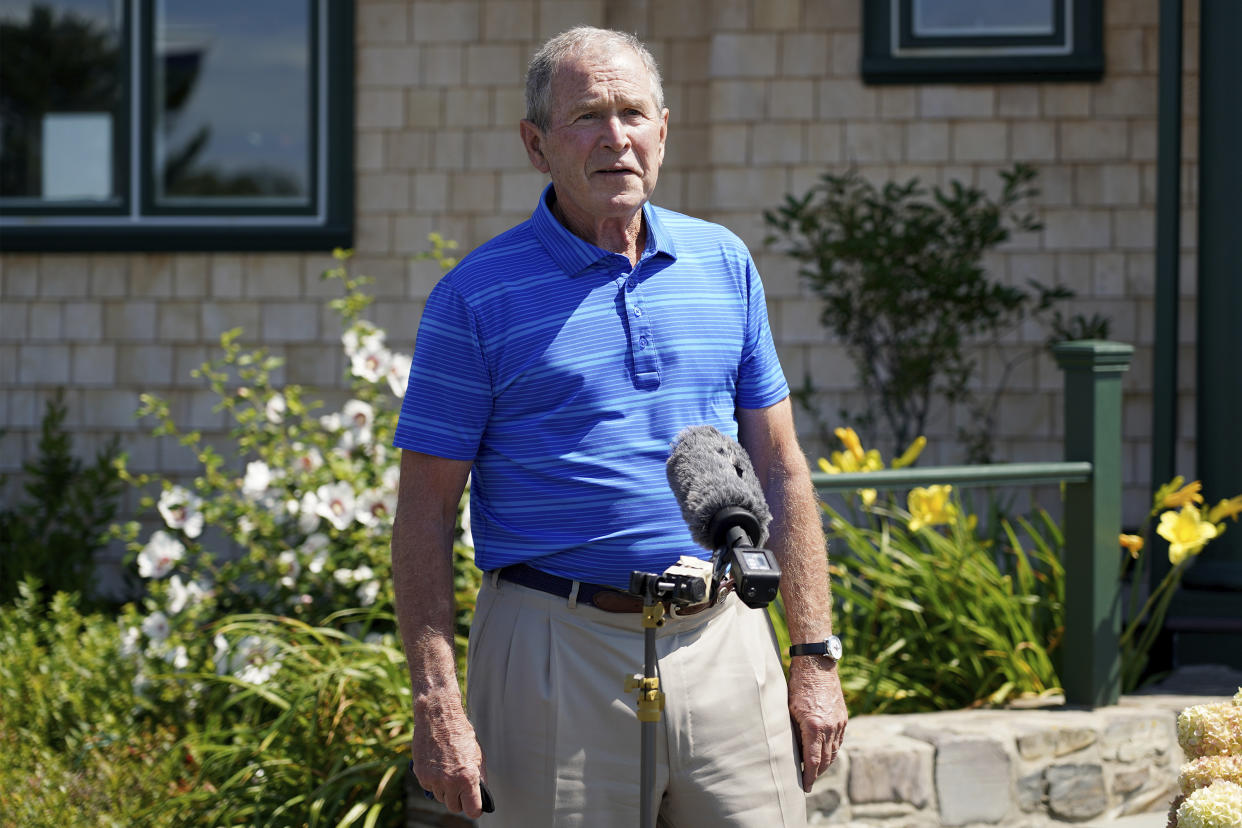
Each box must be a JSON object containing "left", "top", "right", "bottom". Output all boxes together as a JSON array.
[{"left": 520, "top": 120, "right": 551, "bottom": 174}]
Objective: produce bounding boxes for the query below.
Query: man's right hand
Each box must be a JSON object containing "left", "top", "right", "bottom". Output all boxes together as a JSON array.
[{"left": 412, "top": 698, "right": 487, "bottom": 818}]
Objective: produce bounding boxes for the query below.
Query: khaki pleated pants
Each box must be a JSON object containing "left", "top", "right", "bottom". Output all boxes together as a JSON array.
[{"left": 465, "top": 575, "right": 808, "bottom": 827}]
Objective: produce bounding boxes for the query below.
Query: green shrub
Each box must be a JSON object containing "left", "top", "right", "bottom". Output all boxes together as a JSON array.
[
  {"left": 0, "top": 582, "right": 183, "bottom": 827},
  {"left": 0, "top": 391, "right": 123, "bottom": 606},
  {"left": 765, "top": 164, "right": 1075, "bottom": 461}
]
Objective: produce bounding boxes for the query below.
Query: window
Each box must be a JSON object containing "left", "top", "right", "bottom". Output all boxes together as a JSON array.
[
  {"left": 0, "top": 0, "right": 352, "bottom": 251},
  {"left": 862, "top": 0, "right": 1103, "bottom": 84}
]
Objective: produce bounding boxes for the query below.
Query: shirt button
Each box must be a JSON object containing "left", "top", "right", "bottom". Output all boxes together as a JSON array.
[
  {"left": 639, "top": 336, "right": 649, "bottom": 348},
  {"left": 632, "top": 307, "right": 643, "bottom": 317}
]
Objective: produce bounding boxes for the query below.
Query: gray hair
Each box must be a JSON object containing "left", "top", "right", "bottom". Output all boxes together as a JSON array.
[{"left": 524, "top": 27, "right": 664, "bottom": 132}]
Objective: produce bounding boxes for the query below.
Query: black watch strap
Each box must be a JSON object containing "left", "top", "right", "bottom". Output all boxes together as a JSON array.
[{"left": 788, "top": 635, "right": 842, "bottom": 661}]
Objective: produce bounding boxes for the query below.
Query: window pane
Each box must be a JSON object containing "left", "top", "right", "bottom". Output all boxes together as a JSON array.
[
  {"left": 0, "top": 0, "right": 123, "bottom": 202},
  {"left": 912, "top": 0, "right": 1056, "bottom": 37},
  {"left": 154, "top": 0, "right": 310, "bottom": 206}
]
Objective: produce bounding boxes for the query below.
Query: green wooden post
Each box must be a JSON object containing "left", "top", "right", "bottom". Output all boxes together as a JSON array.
[{"left": 1052, "top": 340, "right": 1133, "bottom": 707}]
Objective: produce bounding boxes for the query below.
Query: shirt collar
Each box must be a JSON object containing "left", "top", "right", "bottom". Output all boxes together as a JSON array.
[{"left": 531, "top": 183, "right": 678, "bottom": 276}]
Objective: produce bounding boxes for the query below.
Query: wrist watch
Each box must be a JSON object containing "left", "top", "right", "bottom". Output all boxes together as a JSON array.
[{"left": 789, "top": 635, "right": 843, "bottom": 663}]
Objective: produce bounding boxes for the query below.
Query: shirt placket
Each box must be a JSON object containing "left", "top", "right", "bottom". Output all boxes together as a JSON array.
[{"left": 620, "top": 270, "right": 660, "bottom": 389}]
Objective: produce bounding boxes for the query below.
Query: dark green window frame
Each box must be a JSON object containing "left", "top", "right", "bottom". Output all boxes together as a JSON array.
[
  {"left": 0, "top": 0, "right": 353, "bottom": 252},
  {"left": 862, "top": 0, "right": 1104, "bottom": 84}
]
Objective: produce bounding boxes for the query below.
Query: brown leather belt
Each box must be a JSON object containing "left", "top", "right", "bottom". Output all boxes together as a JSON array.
[{"left": 496, "top": 563, "right": 714, "bottom": 616}]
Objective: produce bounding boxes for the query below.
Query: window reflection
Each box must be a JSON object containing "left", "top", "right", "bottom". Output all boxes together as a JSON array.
[
  {"left": 0, "top": 0, "right": 122, "bottom": 202},
  {"left": 154, "top": 0, "right": 310, "bottom": 205},
  {"left": 911, "top": 0, "right": 1057, "bottom": 38}
]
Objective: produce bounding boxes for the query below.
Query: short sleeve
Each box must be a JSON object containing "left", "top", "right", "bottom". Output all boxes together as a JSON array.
[
  {"left": 393, "top": 279, "right": 493, "bottom": 460},
  {"left": 735, "top": 256, "right": 790, "bottom": 410}
]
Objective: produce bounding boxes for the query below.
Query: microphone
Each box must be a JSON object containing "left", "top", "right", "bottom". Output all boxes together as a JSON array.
[{"left": 665, "top": 426, "right": 780, "bottom": 608}]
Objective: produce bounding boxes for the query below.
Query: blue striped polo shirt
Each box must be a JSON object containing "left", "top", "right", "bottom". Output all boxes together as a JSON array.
[{"left": 394, "top": 184, "right": 790, "bottom": 588}]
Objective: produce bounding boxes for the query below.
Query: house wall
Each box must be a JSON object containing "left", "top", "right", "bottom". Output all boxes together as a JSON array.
[{"left": 0, "top": 0, "right": 1199, "bottom": 545}]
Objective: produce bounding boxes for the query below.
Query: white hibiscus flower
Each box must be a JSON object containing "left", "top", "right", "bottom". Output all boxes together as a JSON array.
[
  {"left": 357, "top": 580, "right": 381, "bottom": 607},
  {"left": 157, "top": 485, "right": 204, "bottom": 539},
  {"left": 141, "top": 611, "right": 170, "bottom": 644},
  {"left": 242, "top": 461, "right": 273, "bottom": 497},
  {"left": 277, "top": 550, "right": 301, "bottom": 589},
  {"left": 297, "top": 491, "right": 322, "bottom": 533},
  {"left": 350, "top": 345, "right": 392, "bottom": 384},
  {"left": 137, "top": 531, "right": 185, "bottom": 579},
  {"left": 167, "top": 574, "right": 209, "bottom": 615},
  {"left": 342, "top": 322, "right": 385, "bottom": 359},
  {"left": 387, "top": 352, "right": 412, "bottom": 397},
  {"left": 214, "top": 634, "right": 281, "bottom": 685},
  {"left": 339, "top": 400, "right": 375, "bottom": 449},
  {"left": 301, "top": 533, "right": 330, "bottom": 574},
  {"left": 120, "top": 625, "right": 142, "bottom": 658},
  {"left": 292, "top": 444, "right": 324, "bottom": 475},
  {"left": 265, "top": 393, "right": 287, "bottom": 424},
  {"left": 164, "top": 645, "right": 189, "bottom": 671},
  {"left": 314, "top": 482, "right": 356, "bottom": 531},
  {"left": 355, "top": 488, "right": 396, "bottom": 528}
]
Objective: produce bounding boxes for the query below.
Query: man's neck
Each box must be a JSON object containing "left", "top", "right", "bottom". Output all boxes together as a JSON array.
[{"left": 551, "top": 198, "right": 646, "bottom": 267}]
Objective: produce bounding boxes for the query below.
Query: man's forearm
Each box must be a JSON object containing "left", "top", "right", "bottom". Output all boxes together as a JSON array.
[
  {"left": 392, "top": 508, "right": 464, "bottom": 707},
  {"left": 763, "top": 454, "right": 833, "bottom": 645}
]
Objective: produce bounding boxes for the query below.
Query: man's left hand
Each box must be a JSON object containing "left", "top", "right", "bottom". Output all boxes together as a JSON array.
[{"left": 788, "top": 656, "right": 848, "bottom": 792}]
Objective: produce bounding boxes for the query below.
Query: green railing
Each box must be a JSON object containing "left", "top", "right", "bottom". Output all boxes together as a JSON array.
[{"left": 809, "top": 340, "right": 1134, "bottom": 707}]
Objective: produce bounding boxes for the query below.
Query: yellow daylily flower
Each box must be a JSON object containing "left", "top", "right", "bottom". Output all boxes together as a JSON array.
[
  {"left": 1207, "top": 495, "right": 1242, "bottom": 524},
  {"left": 1161, "top": 479, "right": 1205, "bottom": 510},
  {"left": 834, "top": 427, "right": 865, "bottom": 462},
  {"left": 907, "top": 485, "right": 957, "bottom": 531},
  {"left": 862, "top": 449, "right": 884, "bottom": 472},
  {"left": 1119, "top": 533, "right": 1145, "bottom": 558},
  {"left": 859, "top": 488, "right": 877, "bottom": 508},
  {"left": 1157, "top": 506, "right": 1219, "bottom": 566},
  {"left": 892, "top": 435, "right": 927, "bottom": 469},
  {"left": 817, "top": 457, "right": 839, "bottom": 474},
  {"left": 829, "top": 450, "right": 862, "bottom": 473}
]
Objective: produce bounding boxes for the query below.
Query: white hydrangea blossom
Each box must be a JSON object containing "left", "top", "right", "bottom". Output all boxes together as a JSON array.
[
  {"left": 1176, "top": 780, "right": 1242, "bottom": 828},
  {"left": 138, "top": 530, "right": 185, "bottom": 579},
  {"left": 157, "top": 485, "right": 204, "bottom": 539}
]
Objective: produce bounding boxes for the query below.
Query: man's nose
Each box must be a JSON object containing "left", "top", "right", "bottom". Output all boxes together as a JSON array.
[{"left": 599, "top": 115, "right": 630, "bottom": 150}]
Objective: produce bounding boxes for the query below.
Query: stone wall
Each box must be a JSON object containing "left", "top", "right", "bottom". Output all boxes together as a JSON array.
[
  {"left": 0, "top": 0, "right": 1201, "bottom": 545},
  {"left": 405, "top": 690, "right": 1210, "bottom": 827}
]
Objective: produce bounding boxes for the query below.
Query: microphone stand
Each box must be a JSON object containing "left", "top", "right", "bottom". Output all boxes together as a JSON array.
[{"left": 624, "top": 589, "right": 666, "bottom": 828}]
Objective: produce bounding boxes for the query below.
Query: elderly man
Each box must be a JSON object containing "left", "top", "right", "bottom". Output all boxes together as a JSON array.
[{"left": 392, "top": 26, "right": 847, "bottom": 826}]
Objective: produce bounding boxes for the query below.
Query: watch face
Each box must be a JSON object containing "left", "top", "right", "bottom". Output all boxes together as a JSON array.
[{"left": 825, "top": 635, "right": 843, "bottom": 661}]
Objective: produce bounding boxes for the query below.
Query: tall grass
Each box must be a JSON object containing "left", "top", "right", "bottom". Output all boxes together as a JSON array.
[
  {"left": 806, "top": 497, "right": 1065, "bottom": 714},
  {"left": 156, "top": 613, "right": 414, "bottom": 828}
]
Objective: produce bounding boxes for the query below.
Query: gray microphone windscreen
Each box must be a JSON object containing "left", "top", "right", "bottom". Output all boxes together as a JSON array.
[{"left": 665, "top": 425, "right": 771, "bottom": 549}]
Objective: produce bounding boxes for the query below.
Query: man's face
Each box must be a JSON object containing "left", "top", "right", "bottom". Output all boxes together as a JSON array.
[{"left": 521, "top": 47, "right": 668, "bottom": 230}]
